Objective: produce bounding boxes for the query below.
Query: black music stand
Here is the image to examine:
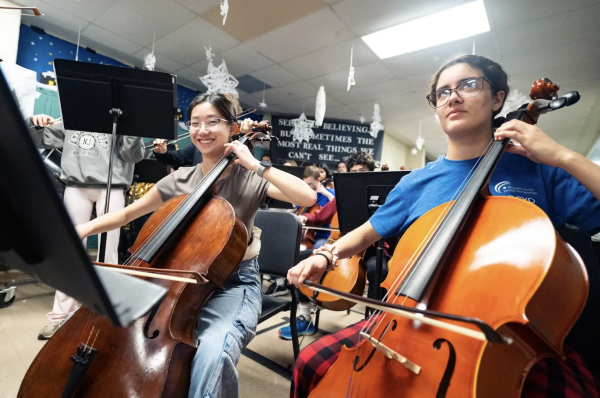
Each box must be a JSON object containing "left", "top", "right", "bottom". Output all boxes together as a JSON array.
[
  {"left": 266, "top": 165, "right": 306, "bottom": 209},
  {"left": 334, "top": 171, "right": 410, "bottom": 301},
  {"left": 53, "top": 59, "right": 178, "bottom": 262},
  {"left": 0, "top": 68, "right": 167, "bottom": 326}
]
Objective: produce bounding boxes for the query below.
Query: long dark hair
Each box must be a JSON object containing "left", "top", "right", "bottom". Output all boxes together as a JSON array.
[
  {"left": 316, "top": 162, "right": 332, "bottom": 179},
  {"left": 428, "top": 54, "right": 510, "bottom": 118},
  {"left": 187, "top": 93, "right": 237, "bottom": 123}
]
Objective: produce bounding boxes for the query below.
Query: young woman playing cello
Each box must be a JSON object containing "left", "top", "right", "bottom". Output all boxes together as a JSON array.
[
  {"left": 75, "top": 93, "right": 316, "bottom": 398},
  {"left": 287, "top": 54, "right": 600, "bottom": 397}
]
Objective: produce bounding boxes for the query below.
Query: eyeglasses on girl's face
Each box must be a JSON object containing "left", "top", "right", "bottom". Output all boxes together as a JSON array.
[
  {"left": 427, "top": 77, "right": 494, "bottom": 108},
  {"left": 185, "top": 118, "right": 231, "bottom": 131}
]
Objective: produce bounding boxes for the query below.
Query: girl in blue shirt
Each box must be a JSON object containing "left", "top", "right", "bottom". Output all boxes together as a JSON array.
[{"left": 287, "top": 54, "right": 600, "bottom": 398}]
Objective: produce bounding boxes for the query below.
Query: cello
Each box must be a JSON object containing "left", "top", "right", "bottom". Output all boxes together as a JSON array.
[
  {"left": 299, "top": 212, "right": 367, "bottom": 311},
  {"left": 302, "top": 79, "right": 587, "bottom": 397},
  {"left": 18, "top": 123, "right": 272, "bottom": 397}
]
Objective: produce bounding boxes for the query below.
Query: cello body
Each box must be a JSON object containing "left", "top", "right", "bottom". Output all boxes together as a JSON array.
[
  {"left": 300, "top": 213, "right": 367, "bottom": 311},
  {"left": 308, "top": 196, "right": 588, "bottom": 397},
  {"left": 18, "top": 194, "right": 247, "bottom": 398}
]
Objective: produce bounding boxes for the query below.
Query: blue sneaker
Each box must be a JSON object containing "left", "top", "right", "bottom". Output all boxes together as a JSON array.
[{"left": 278, "top": 315, "right": 316, "bottom": 340}]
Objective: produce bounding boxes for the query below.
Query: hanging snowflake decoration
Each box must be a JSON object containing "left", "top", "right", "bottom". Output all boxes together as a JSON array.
[
  {"left": 290, "top": 113, "right": 316, "bottom": 143},
  {"left": 259, "top": 84, "right": 267, "bottom": 109},
  {"left": 411, "top": 147, "right": 418, "bottom": 155},
  {"left": 359, "top": 116, "right": 366, "bottom": 124},
  {"left": 144, "top": 51, "right": 156, "bottom": 71},
  {"left": 220, "top": 0, "right": 229, "bottom": 25},
  {"left": 415, "top": 119, "right": 425, "bottom": 150},
  {"left": 315, "top": 86, "right": 326, "bottom": 127},
  {"left": 204, "top": 46, "right": 214, "bottom": 62},
  {"left": 347, "top": 46, "right": 355, "bottom": 91},
  {"left": 369, "top": 103, "right": 384, "bottom": 138},
  {"left": 200, "top": 57, "right": 239, "bottom": 98}
]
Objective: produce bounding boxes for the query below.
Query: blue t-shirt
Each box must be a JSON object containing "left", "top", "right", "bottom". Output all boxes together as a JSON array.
[{"left": 371, "top": 153, "right": 600, "bottom": 238}]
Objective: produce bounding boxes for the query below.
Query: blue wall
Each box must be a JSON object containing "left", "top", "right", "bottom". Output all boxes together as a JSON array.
[{"left": 16, "top": 24, "right": 198, "bottom": 122}]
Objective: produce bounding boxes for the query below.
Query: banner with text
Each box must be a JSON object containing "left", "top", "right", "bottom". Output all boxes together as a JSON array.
[{"left": 270, "top": 116, "right": 384, "bottom": 166}]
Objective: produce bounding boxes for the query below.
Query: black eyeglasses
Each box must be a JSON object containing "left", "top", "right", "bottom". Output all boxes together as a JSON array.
[{"left": 426, "top": 77, "right": 494, "bottom": 108}]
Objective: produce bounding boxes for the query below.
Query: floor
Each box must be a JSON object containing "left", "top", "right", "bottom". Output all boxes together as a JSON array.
[{"left": 0, "top": 269, "right": 365, "bottom": 398}]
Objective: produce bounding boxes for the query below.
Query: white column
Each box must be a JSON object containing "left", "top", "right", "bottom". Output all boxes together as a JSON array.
[{"left": 0, "top": 0, "right": 22, "bottom": 63}]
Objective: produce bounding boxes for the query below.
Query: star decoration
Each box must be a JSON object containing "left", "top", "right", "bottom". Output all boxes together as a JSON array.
[
  {"left": 411, "top": 148, "right": 418, "bottom": 155},
  {"left": 258, "top": 100, "right": 267, "bottom": 109},
  {"left": 290, "top": 113, "right": 316, "bottom": 143},
  {"left": 200, "top": 58, "right": 239, "bottom": 98},
  {"left": 359, "top": 116, "right": 366, "bottom": 124},
  {"left": 369, "top": 103, "right": 384, "bottom": 138},
  {"left": 204, "top": 46, "right": 214, "bottom": 62}
]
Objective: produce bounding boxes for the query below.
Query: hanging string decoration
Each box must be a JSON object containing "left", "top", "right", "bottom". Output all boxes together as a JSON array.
[
  {"left": 369, "top": 103, "right": 384, "bottom": 138},
  {"left": 415, "top": 119, "right": 425, "bottom": 150},
  {"left": 199, "top": 46, "right": 239, "bottom": 98},
  {"left": 359, "top": 115, "right": 366, "bottom": 124},
  {"left": 75, "top": 24, "right": 81, "bottom": 61},
  {"left": 315, "top": 86, "right": 326, "bottom": 127},
  {"left": 220, "top": 0, "right": 229, "bottom": 25},
  {"left": 144, "top": 31, "right": 156, "bottom": 71},
  {"left": 290, "top": 113, "right": 316, "bottom": 143},
  {"left": 347, "top": 46, "right": 356, "bottom": 91},
  {"left": 259, "top": 84, "right": 267, "bottom": 109}
]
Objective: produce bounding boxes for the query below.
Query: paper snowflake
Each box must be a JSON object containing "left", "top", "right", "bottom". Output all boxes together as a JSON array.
[
  {"left": 369, "top": 103, "right": 384, "bottom": 138},
  {"left": 411, "top": 147, "right": 418, "bottom": 155},
  {"left": 290, "top": 113, "right": 315, "bottom": 143},
  {"left": 144, "top": 51, "right": 156, "bottom": 71},
  {"left": 347, "top": 46, "right": 355, "bottom": 91},
  {"left": 220, "top": 0, "right": 229, "bottom": 25},
  {"left": 204, "top": 46, "right": 214, "bottom": 61},
  {"left": 200, "top": 58, "right": 239, "bottom": 98},
  {"left": 359, "top": 116, "right": 366, "bottom": 124},
  {"left": 315, "top": 86, "right": 326, "bottom": 127},
  {"left": 416, "top": 136, "right": 425, "bottom": 151},
  {"left": 259, "top": 100, "right": 267, "bottom": 109}
]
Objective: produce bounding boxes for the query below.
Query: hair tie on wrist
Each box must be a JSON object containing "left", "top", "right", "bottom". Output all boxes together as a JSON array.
[{"left": 314, "top": 252, "right": 331, "bottom": 268}]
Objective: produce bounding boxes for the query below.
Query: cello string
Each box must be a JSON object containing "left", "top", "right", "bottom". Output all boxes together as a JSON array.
[{"left": 346, "top": 140, "right": 494, "bottom": 395}]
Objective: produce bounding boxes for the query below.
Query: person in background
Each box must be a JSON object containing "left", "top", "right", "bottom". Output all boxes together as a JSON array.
[
  {"left": 315, "top": 162, "right": 333, "bottom": 182},
  {"left": 152, "top": 141, "right": 202, "bottom": 167},
  {"left": 283, "top": 159, "right": 298, "bottom": 167},
  {"left": 27, "top": 113, "right": 144, "bottom": 340},
  {"left": 336, "top": 160, "right": 347, "bottom": 173},
  {"left": 261, "top": 154, "right": 271, "bottom": 162}
]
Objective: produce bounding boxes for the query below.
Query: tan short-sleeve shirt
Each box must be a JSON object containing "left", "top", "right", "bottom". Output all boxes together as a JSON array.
[{"left": 156, "top": 164, "right": 270, "bottom": 240}]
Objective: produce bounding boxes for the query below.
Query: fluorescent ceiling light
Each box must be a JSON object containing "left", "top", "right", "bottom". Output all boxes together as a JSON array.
[{"left": 362, "top": 0, "right": 490, "bottom": 59}]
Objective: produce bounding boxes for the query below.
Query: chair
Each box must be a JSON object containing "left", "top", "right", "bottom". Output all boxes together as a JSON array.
[{"left": 254, "top": 210, "right": 302, "bottom": 359}]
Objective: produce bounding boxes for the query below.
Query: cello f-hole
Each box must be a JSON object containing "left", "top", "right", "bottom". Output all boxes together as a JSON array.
[
  {"left": 143, "top": 304, "right": 160, "bottom": 339},
  {"left": 352, "top": 319, "right": 397, "bottom": 372},
  {"left": 433, "top": 338, "right": 456, "bottom": 398}
]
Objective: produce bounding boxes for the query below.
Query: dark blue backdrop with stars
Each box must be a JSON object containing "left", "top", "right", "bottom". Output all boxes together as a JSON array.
[{"left": 16, "top": 24, "right": 198, "bottom": 121}]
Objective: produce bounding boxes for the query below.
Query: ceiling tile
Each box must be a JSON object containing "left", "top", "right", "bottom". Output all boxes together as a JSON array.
[
  {"left": 501, "top": 39, "right": 600, "bottom": 76},
  {"left": 94, "top": 0, "right": 196, "bottom": 47},
  {"left": 484, "top": 0, "right": 598, "bottom": 30},
  {"left": 173, "top": 0, "right": 220, "bottom": 15},
  {"left": 321, "top": 105, "right": 361, "bottom": 121},
  {"left": 383, "top": 33, "right": 498, "bottom": 78},
  {"left": 246, "top": 8, "right": 353, "bottom": 63},
  {"left": 280, "top": 38, "right": 377, "bottom": 80},
  {"left": 19, "top": 0, "right": 91, "bottom": 40},
  {"left": 217, "top": 44, "right": 274, "bottom": 77},
  {"left": 132, "top": 49, "right": 185, "bottom": 72},
  {"left": 263, "top": 82, "right": 319, "bottom": 105},
  {"left": 174, "top": 67, "right": 203, "bottom": 86},
  {"left": 277, "top": 95, "right": 343, "bottom": 117},
  {"left": 154, "top": 17, "right": 240, "bottom": 65},
  {"left": 330, "top": 79, "right": 410, "bottom": 105},
  {"left": 493, "top": 3, "right": 600, "bottom": 56},
  {"left": 249, "top": 64, "right": 301, "bottom": 88},
  {"left": 307, "top": 62, "right": 396, "bottom": 94},
  {"left": 39, "top": 0, "right": 119, "bottom": 22},
  {"left": 332, "top": 0, "right": 471, "bottom": 36},
  {"left": 82, "top": 24, "right": 142, "bottom": 55}
]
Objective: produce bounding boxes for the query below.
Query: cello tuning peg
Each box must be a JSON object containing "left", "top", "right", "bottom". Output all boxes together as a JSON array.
[{"left": 562, "top": 91, "right": 580, "bottom": 106}]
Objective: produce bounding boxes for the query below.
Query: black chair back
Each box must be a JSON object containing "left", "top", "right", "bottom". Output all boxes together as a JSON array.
[{"left": 255, "top": 210, "right": 301, "bottom": 277}]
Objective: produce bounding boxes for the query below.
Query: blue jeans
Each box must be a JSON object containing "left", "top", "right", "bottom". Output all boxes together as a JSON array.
[{"left": 188, "top": 258, "right": 262, "bottom": 398}]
